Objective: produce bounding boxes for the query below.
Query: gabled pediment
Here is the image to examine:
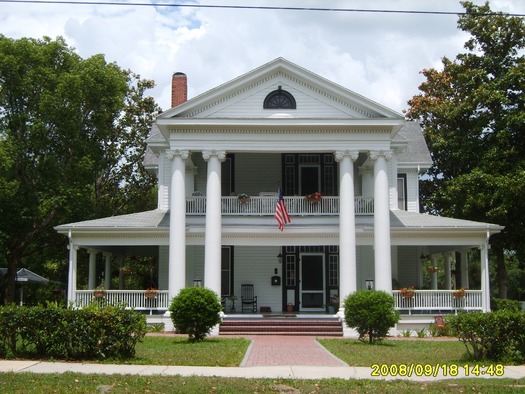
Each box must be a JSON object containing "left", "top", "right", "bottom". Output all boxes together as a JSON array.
[{"left": 158, "top": 58, "right": 403, "bottom": 122}]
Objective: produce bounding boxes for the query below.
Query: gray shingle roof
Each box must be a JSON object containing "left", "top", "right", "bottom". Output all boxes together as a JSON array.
[
  {"left": 395, "top": 121, "right": 433, "bottom": 166},
  {"left": 55, "top": 209, "right": 502, "bottom": 232}
]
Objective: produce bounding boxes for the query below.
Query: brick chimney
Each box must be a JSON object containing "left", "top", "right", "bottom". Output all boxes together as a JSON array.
[{"left": 171, "top": 72, "right": 187, "bottom": 108}]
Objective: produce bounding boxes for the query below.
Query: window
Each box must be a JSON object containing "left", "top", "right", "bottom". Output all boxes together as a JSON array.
[
  {"left": 397, "top": 175, "right": 407, "bottom": 210},
  {"left": 263, "top": 86, "right": 296, "bottom": 109}
]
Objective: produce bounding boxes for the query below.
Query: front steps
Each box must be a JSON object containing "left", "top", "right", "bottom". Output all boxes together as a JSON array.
[{"left": 219, "top": 315, "right": 343, "bottom": 336}]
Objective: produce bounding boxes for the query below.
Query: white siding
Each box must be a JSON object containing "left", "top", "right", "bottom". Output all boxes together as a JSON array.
[
  {"left": 234, "top": 246, "right": 283, "bottom": 312},
  {"left": 405, "top": 169, "right": 420, "bottom": 213}
]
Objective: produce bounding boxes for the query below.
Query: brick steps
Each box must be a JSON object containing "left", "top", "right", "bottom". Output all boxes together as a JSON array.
[{"left": 219, "top": 317, "right": 343, "bottom": 336}]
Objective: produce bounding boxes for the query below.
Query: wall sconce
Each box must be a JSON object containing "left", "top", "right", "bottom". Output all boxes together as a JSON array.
[
  {"left": 365, "top": 277, "right": 374, "bottom": 291},
  {"left": 193, "top": 278, "right": 202, "bottom": 287},
  {"left": 277, "top": 252, "right": 283, "bottom": 264}
]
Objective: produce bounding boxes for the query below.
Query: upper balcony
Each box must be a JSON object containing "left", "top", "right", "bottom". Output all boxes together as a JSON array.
[{"left": 186, "top": 195, "right": 374, "bottom": 216}]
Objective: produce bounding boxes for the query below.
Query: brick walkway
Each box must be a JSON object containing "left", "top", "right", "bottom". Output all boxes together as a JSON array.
[{"left": 242, "top": 335, "right": 348, "bottom": 367}]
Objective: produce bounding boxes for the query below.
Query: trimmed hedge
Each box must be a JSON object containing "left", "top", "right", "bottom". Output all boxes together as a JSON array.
[
  {"left": 447, "top": 310, "right": 525, "bottom": 364},
  {"left": 0, "top": 304, "right": 147, "bottom": 360}
]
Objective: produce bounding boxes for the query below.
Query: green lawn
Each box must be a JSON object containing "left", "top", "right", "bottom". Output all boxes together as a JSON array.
[
  {"left": 319, "top": 338, "right": 471, "bottom": 366},
  {"left": 1, "top": 373, "right": 524, "bottom": 393},
  {"left": 108, "top": 336, "right": 250, "bottom": 366}
]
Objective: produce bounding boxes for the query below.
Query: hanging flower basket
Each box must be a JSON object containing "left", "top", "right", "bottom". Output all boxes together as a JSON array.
[
  {"left": 93, "top": 288, "right": 107, "bottom": 298},
  {"left": 305, "top": 192, "right": 322, "bottom": 204},
  {"left": 400, "top": 286, "right": 415, "bottom": 298},
  {"left": 121, "top": 267, "right": 132, "bottom": 276},
  {"left": 144, "top": 288, "right": 158, "bottom": 298},
  {"left": 452, "top": 288, "right": 466, "bottom": 298},
  {"left": 237, "top": 193, "right": 251, "bottom": 203},
  {"left": 426, "top": 266, "right": 437, "bottom": 273}
]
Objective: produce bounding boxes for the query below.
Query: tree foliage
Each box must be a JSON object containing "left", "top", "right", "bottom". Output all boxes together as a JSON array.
[
  {"left": 169, "top": 287, "right": 223, "bottom": 342},
  {"left": 344, "top": 290, "right": 400, "bottom": 344},
  {"left": 0, "top": 35, "right": 161, "bottom": 304},
  {"left": 406, "top": 2, "right": 525, "bottom": 297}
]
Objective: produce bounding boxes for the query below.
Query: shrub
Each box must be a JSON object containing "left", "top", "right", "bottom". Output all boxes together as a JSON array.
[
  {"left": 447, "top": 311, "right": 525, "bottom": 364},
  {"left": 344, "top": 290, "right": 400, "bottom": 344},
  {"left": 0, "top": 304, "right": 147, "bottom": 360},
  {"left": 169, "top": 287, "right": 222, "bottom": 342},
  {"left": 491, "top": 298, "right": 521, "bottom": 312}
]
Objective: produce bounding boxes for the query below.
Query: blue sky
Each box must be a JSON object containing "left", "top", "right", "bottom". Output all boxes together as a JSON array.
[{"left": 1, "top": 0, "right": 522, "bottom": 113}]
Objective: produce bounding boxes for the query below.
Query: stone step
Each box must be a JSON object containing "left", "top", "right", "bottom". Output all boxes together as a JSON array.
[{"left": 219, "top": 317, "right": 343, "bottom": 336}]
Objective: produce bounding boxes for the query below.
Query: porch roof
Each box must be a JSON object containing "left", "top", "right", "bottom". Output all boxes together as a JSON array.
[{"left": 55, "top": 209, "right": 503, "bottom": 234}]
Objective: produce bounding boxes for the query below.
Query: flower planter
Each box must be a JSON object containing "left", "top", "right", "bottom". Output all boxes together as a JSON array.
[
  {"left": 93, "top": 290, "right": 106, "bottom": 298},
  {"left": 144, "top": 291, "right": 158, "bottom": 299},
  {"left": 238, "top": 197, "right": 251, "bottom": 204},
  {"left": 286, "top": 303, "right": 294, "bottom": 312},
  {"left": 401, "top": 292, "right": 415, "bottom": 298}
]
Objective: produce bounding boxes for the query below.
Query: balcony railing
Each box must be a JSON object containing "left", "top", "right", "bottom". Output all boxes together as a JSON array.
[
  {"left": 392, "top": 290, "right": 483, "bottom": 314},
  {"left": 186, "top": 196, "right": 374, "bottom": 216},
  {"left": 75, "top": 290, "right": 170, "bottom": 310}
]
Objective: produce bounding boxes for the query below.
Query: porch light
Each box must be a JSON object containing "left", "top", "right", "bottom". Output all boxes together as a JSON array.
[
  {"left": 365, "top": 277, "right": 374, "bottom": 291},
  {"left": 277, "top": 253, "right": 283, "bottom": 264},
  {"left": 193, "top": 278, "right": 202, "bottom": 287}
]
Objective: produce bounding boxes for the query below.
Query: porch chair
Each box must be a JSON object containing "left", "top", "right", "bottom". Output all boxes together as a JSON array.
[{"left": 241, "top": 284, "right": 258, "bottom": 313}]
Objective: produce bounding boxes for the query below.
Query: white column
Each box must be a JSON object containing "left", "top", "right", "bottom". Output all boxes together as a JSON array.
[
  {"left": 444, "top": 253, "right": 452, "bottom": 290},
  {"left": 480, "top": 233, "right": 491, "bottom": 311},
  {"left": 461, "top": 249, "right": 469, "bottom": 289},
  {"left": 67, "top": 239, "right": 78, "bottom": 304},
  {"left": 88, "top": 249, "right": 97, "bottom": 289},
  {"left": 431, "top": 255, "right": 438, "bottom": 290},
  {"left": 370, "top": 150, "right": 393, "bottom": 292},
  {"left": 335, "top": 150, "right": 359, "bottom": 307},
  {"left": 203, "top": 150, "right": 226, "bottom": 296},
  {"left": 104, "top": 253, "right": 112, "bottom": 289},
  {"left": 167, "top": 149, "right": 189, "bottom": 300}
]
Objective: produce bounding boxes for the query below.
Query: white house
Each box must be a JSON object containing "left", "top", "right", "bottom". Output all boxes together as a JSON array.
[{"left": 56, "top": 58, "right": 502, "bottom": 327}]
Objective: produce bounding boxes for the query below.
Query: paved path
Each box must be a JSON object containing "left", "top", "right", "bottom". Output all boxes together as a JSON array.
[{"left": 242, "top": 335, "right": 348, "bottom": 367}]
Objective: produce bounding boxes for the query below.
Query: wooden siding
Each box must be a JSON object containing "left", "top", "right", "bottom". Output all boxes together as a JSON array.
[
  {"left": 405, "top": 170, "right": 420, "bottom": 213},
  {"left": 233, "top": 246, "right": 283, "bottom": 312},
  {"left": 158, "top": 246, "right": 169, "bottom": 289}
]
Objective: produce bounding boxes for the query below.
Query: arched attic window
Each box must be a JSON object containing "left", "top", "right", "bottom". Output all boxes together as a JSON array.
[{"left": 263, "top": 86, "right": 296, "bottom": 109}]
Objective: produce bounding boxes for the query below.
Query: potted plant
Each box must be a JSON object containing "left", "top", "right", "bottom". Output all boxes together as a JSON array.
[
  {"left": 237, "top": 193, "right": 250, "bottom": 203},
  {"left": 93, "top": 286, "right": 107, "bottom": 298},
  {"left": 121, "top": 267, "right": 132, "bottom": 276},
  {"left": 305, "top": 191, "right": 322, "bottom": 203},
  {"left": 144, "top": 287, "right": 158, "bottom": 298},
  {"left": 400, "top": 286, "right": 416, "bottom": 298},
  {"left": 286, "top": 302, "right": 294, "bottom": 312},
  {"left": 328, "top": 295, "right": 339, "bottom": 313},
  {"left": 426, "top": 266, "right": 437, "bottom": 273},
  {"left": 452, "top": 288, "right": 466, "bottom": 298}
]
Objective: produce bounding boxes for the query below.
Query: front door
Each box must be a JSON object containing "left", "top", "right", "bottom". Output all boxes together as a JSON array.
[{"left": 300, "top": 254, "right": 325, "bottom": 311}]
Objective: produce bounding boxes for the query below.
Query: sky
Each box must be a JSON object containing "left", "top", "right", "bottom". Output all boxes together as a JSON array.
[{"left": 1, "top": 0, "right": 523, "bottom": 113}]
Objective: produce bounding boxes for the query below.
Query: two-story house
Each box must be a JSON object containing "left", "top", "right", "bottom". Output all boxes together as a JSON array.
[{"left": 56, "top": 58, "right": 502, "bottom": 333}]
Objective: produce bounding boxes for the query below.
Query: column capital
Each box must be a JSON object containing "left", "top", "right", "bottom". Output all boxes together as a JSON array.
[
  {"left": 369, "top": 150, "right": 393, "bottom": 161},
  {"left": 202, "top": 150, "right": 226, "bottom": 162},
  {"left": 334, "top": 150, "right": 359, "bottom": 162},
  {"left": 166, "top": 149, "right": 189, "bottom": 160}
]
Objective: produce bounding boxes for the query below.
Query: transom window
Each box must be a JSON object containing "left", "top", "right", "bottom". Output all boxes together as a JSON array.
[{"left": 263, "top": 86, "right": 296, "bottom": 109}]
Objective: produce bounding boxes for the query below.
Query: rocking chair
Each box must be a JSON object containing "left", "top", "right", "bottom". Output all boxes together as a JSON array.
[{"left": 241, "top": 284, "right": 258, "bottom": 313}]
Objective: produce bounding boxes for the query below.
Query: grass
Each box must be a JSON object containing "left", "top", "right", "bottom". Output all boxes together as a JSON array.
[
  {"left": 318, "top": 338, "right": 472, "bottom": 366},
  {"left": 106, "top": 336, "right": 250, "bottom": 366},
  {"left": 1, "top": 373, "right": 524, "bottom": 393}
]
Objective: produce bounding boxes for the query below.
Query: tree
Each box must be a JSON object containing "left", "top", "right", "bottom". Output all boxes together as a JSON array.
[
  {"left": 344, "top": 290, "right": 400, "bottom": 344},
  {"left": 0, "top": 36, "right": 160, "bottom": 304},
  {"left": 406, "top": 2, "right": 525, "bottom": 298}
]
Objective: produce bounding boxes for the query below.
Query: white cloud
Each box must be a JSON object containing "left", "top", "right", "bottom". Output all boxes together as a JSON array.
[{"left": 0, "top": 0, "right": 523, "bottom": 112}]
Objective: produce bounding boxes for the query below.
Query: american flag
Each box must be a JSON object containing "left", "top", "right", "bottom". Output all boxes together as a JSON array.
[{"left": 275, "top": 187, "right": 291, "bottom": 231}]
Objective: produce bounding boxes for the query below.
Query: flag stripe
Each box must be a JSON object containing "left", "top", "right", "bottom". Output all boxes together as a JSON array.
[{"left": 275, "top": 187, "right": 291, "bottom": 231}]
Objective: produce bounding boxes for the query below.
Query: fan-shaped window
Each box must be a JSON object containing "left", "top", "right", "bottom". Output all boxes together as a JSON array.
[{"left": 263, "top": 86, "right": 296, "bottom": 109}]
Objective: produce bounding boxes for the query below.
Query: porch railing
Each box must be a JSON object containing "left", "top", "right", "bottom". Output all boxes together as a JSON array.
[
  {"left": 392, "top": 290, "right": 483, "bottom": 314},
  {"left": 75, "top": 290, "right": 170, "bottom": 310},
  {"left": 187, "top": 196, "right": 374, "bottom": 216}
]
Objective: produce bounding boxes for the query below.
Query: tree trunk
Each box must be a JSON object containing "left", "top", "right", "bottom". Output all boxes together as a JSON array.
[{"left": 3, "top": 254, "right": 19, "bottom": 305}]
